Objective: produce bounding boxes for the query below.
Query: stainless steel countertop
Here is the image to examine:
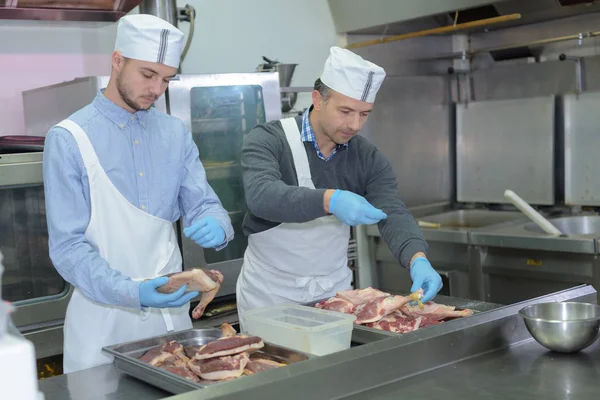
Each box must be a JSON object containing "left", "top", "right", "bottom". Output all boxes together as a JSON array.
[
  {"left": 38, "top": 363, "right": 169, "bottom": 400},
  {"left": 38, "top": 287, "right": 598, "bottom": 400},
  {"left": 345, "top": 338, "right": 600, "bottom": 400},
  {"left": 40, "top": 338, "right": 600, "bottom": 400}
]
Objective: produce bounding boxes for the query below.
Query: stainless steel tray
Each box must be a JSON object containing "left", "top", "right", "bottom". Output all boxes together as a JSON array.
[
  {"left": 304, "top": 294, "right": 497, "bottom": 344},
  {"left": 102, "top": 328, "right": 313, "bottom": 394}
]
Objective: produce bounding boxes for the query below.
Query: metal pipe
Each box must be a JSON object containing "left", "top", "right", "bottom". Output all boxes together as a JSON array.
[
  {"left": 559, "top": 53, "right": 585, "bottom": 94},
  {"left": 345, "top": 14, "right": 522, "bottom": 50},
  {"left": 420, "top": 31, "right": 600, "bottom": 61},
  {"left": 139, "top": 0, "right": 178, "bottom": 27},
  {"left": 180, "top": 4, "right": 196, "bottom": 65}
]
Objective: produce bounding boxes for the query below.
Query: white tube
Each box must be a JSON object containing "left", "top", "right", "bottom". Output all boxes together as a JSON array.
[
  {"left": 504, "top": 190, "right": 562, "bottom": 236},
  {"left": 418, "top": 220, "right": 441, "bottom": 229}
]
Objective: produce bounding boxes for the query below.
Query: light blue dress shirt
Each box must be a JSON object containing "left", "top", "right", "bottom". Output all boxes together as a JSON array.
[{"left": 43, "top": 90, "right": 234, "bottom": 310}]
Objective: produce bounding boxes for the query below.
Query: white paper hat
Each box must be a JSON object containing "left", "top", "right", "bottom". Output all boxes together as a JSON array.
[
  {"left": 114, "top": 14, "right": 185, "bottom": 69},
  {"left": 320, "top": 46, "right": 386, "bottom": 103}
]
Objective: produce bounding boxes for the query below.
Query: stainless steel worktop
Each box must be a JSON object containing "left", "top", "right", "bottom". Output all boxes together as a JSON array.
[
  {"left": 345, "top": 337, "right": 600, "bottom": 400},
  {"left": 37, "top": 286, "right": 598, "bottom": 400},
  {"left": 38, "top": 363, "right": 169, "bottom": 400},
  {"left": 40, "top": 336, "right": 600, "bottom": 400}
]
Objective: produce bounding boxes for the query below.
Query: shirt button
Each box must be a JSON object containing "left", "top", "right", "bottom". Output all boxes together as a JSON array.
[
  {"left": 134, "top": 140, "right": 139, "bottom": 144},
  {"left": 119, "top": 123, "right": 125, "bottom": 129},
  {"left": 139, "top": 172, "right": 143, "bottom": 177},
  {"left": 130, "top": 116, "right": 135, "bottom": 121},
  {"left": 141, "top": 205, "right": 146, "bottom": 210},
  {"left": 141, "top": 122, "right": 145, "bottom": 127}
]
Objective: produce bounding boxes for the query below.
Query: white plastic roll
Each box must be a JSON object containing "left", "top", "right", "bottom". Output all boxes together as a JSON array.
[{"left": 504, "top": 190, "right": 562, "bottom": 236}]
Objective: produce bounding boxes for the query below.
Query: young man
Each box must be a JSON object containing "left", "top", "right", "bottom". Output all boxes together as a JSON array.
[
  {"left": 236, "top": 46, "right": 442, "bottom": 317},
  {"left": 43, "top": 14, "right": 233, "bottom": 373}
]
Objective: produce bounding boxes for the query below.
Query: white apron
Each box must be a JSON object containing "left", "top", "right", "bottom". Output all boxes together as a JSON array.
[
  {"left": 56, "top": 119, "right": 192, "bottom": 374},
  {"left": 236, "top": 117, "right": 352, "bottom": 323}
]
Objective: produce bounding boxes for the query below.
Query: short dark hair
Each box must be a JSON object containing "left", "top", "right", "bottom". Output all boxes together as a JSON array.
[{"left": 314, "top": 78, "right": 332, "bottom": 102}]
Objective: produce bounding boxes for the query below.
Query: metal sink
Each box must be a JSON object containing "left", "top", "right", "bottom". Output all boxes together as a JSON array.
[
  {"left": 524, "top": 216, "right": 600, "bottom": 236},
  {"left": 419, "top": 209, "right": 526, "bottom": 229}
]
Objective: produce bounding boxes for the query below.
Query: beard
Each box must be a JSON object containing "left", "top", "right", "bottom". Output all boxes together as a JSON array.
[{"left": 116, "top": 70, "right": 152, "bottom": 111}]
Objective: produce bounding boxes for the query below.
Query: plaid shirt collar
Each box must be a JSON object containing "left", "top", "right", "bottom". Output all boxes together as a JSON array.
[{"left": 300, "top": 106, "right": 348, "bottom": 161}]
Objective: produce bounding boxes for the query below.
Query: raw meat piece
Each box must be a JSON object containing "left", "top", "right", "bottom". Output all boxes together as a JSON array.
[
  {"left": 336, "top": 287, "right": 390, "bottom": 305},
  {"left": 161, "top": 340, "right": 190, "bottom": 362},
  {"left": 220, "top": 323, "right": 237, "bottom": 338},
  {"left": 188, "top": 353, "right": 250, "bottom": 380},
  {"left": 139, "top": 347, "right": 176, "bottom": 366},
  {"left": 183, "top": 345, "right": 202, "bottom": 359},
  {"left": 158, "top": 361, "right": 201, "bottom": 382},
  {"left": 156, "top": 268, "right": 224, "bottom": 319},
  {"left": 401, "top": 302, "right": 473, "bottom": 321},
  {"left": 354, "top": 295, "right": 413, "bottom": 324},
  {"left": 315, "top": 297, "right": 356, "bottom": 314},
  {"left": 157, "top": 269, "right": 223, "bottom": 294},
  {"left": 366, "top": 312, "right": 423, "bottom": 333},
  {"left": 194, "top": 335, "right": 264, "bottom": 360},
  {"left": 243, "top": 359, "right": 286, "bottom": 375}
]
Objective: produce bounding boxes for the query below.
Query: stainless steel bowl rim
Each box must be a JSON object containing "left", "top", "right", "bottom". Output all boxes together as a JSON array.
[{"left": 518, "top": 302, "right": 600, "bottom": 324}]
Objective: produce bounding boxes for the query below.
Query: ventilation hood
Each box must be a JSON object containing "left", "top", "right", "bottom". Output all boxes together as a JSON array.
[
  {"left": 0, "top": 1, "right": 144, "bottom": 22},
  {"left": 329, "top": 0, "right": 600, "bottom": 35}
]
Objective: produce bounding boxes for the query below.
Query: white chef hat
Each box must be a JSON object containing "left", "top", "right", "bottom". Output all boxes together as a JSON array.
[
  {"left": 320, "top": 46, "right": 386, "bottom": 103},
  {"left": 114, "top": 14, "right": 185, "bottom": 69}
]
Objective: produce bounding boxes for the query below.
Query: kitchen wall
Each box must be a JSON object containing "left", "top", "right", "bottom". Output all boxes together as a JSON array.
[
  {"left": 0, "top": 0, "right": 343, "bottom": 136},
  {"left": 344, "top": 11, "right": 600, "bottom": 207}
]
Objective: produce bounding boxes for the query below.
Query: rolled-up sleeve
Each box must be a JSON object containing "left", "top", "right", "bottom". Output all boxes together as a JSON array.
[
  {"left": 177, "top": 127, "right": 234, "bottom": 249},
  {"left": 43, "top": 128, "right": 141, "bottom": 309}
]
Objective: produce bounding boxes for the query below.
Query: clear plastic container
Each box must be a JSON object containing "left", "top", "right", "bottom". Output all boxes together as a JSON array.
[{"left": 242, "top": 304, "right": 356, "bottom": 356}]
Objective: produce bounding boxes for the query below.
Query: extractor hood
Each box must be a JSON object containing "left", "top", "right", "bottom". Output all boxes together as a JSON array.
[
  {"left": 0, "top": 1, "right": 144, "bottom": 22},
  {"left": 328, "top": 0, "right": 600, "bottom": 35}
]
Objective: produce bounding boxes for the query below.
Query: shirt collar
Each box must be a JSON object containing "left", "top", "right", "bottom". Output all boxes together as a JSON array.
[{"left": 92, "top": 89, "right": 150, "bottom": 128}]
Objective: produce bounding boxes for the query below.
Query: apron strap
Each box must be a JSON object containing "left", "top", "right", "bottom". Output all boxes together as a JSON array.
[
  {"left": 280, "top": 117, "right": 315, "bottom": 189},
  {"left": 54, "top": 119, "right": 100, "bottom": 169},
  {"left": 160, "top": 309, "right": 175, "bottom": 332}
]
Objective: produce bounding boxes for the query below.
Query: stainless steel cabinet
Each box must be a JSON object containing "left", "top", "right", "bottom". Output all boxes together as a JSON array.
[{"left": 168, "top": 73, "right": 282, "bottom": 296}]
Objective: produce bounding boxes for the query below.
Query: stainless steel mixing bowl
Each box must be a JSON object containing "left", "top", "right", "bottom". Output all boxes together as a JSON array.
[{"left": 519, "top": 302, "right": 600, "bottom": 353}]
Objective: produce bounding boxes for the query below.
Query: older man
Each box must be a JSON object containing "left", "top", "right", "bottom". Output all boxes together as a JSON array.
[
  {"left": 236, "top": 46, "right": 442, "bottom": 317},
  {"left": 43, "top": 14, "right": 233, "bottom": 373}
]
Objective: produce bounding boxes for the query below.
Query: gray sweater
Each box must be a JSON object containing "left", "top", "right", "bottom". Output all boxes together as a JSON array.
[{"left": 241, "top": 115, "right": 428, "bottom": 268}]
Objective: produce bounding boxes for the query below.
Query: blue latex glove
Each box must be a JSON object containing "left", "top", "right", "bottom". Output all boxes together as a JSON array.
[
  {"left": 183, "top": 216, "right": 226, "bottom": 248},
  {"left": 329, "top": 190, "right": 387, "bottom": 226},
  {"left": 410, "top": 257, "right": 443, "bottom": 303},
  {"left": 139, "top": 277, "right": 199, "bottom": 308}
]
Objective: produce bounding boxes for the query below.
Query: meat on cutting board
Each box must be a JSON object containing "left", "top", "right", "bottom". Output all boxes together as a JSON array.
[
  {"left": 194, "top": 335, "right": 264, "bottom": 360},
  {"left": 336, "top": 287, "right": 390, "bottom": 305},
  {"left": 354, "top": 295, "right": 414, "bottom": 324},
  {"left": 401, "top": 302, "right": 473, "bottom": 320},
  {"left": 156, "top": 268, "right": 224, "bottom": 319},
  {"left": 315, "top": 297, "right": 356, "bottom": 314},
  {"left": 188, "top": 353, "right": 250, "bottom": 380}
]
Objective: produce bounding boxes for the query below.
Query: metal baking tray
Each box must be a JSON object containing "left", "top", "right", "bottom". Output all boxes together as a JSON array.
[{"left": 102, "top": 328, "right": 313, "bottom": 394}]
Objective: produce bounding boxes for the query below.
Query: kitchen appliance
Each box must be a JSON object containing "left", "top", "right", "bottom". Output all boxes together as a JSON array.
[{"left": 257, "top": 56, "right": 311, "bottom": 113}]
